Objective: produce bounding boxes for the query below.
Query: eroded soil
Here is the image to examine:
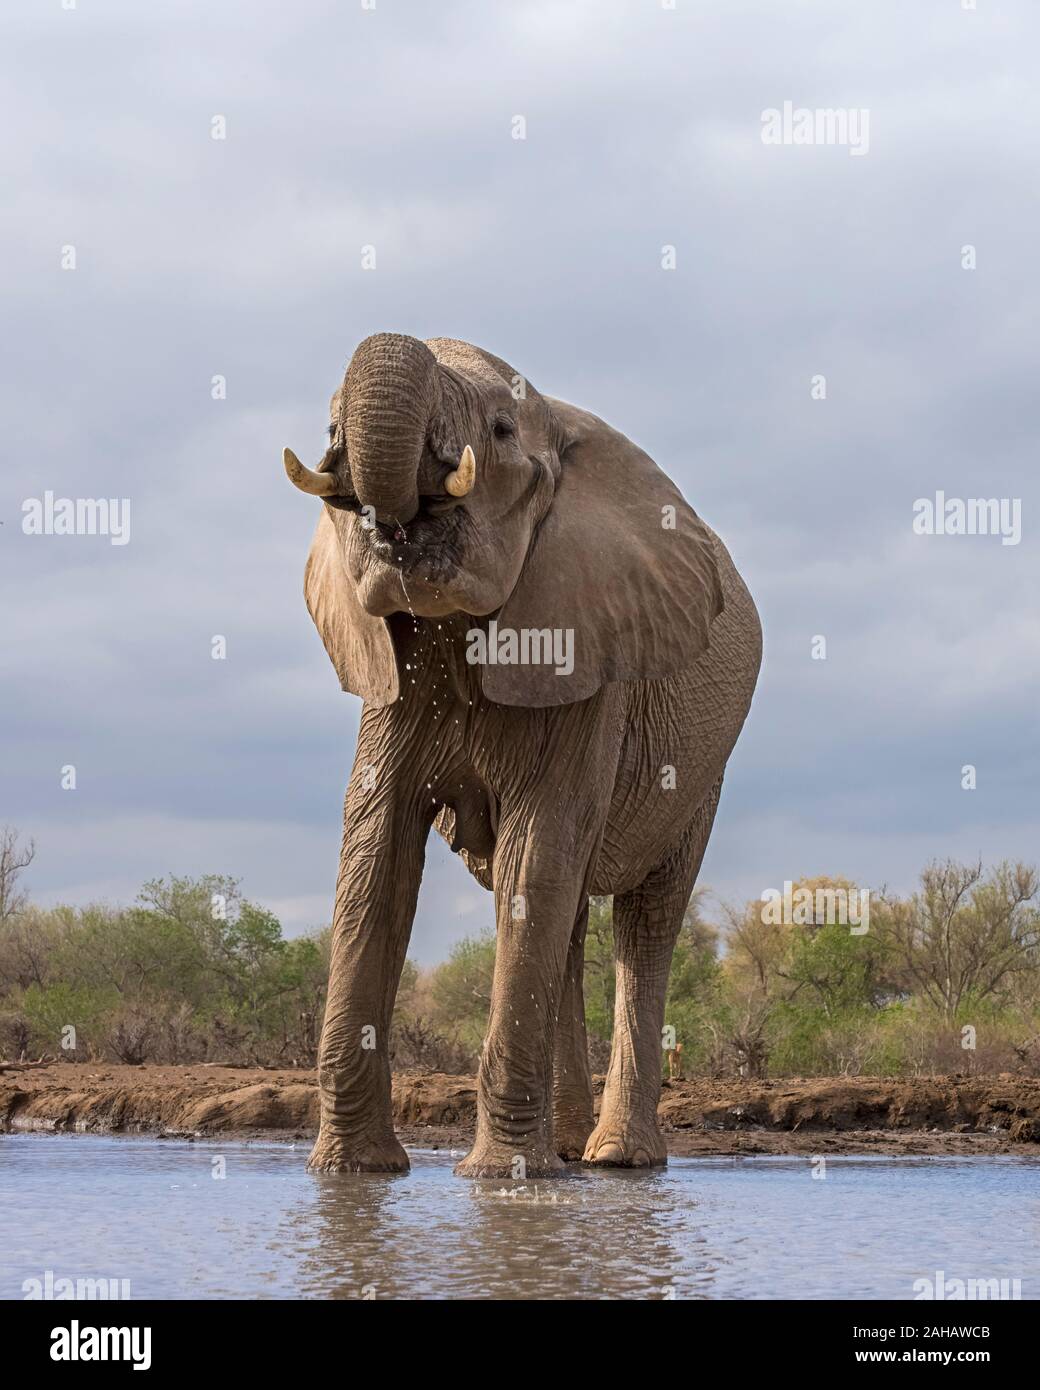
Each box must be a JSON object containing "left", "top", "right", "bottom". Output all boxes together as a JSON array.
[{"left": 2, "top": 1065, "right": 1038, "bottom": 1156}]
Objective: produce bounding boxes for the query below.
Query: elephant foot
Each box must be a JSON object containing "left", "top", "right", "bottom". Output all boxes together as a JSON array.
[
  {"left": 307, "top": 1128, "right": 409, "bottom": 1174},
  {"left": 555, "top": 1135, "right": 590, "bottom": 1162},
  {"left": 583, "top": 1120, "right": 667, "bottom": 1169},
  {"left": 454, "top": 1139, "right": 566, "bottom": 1180},
  {"left": 554, "top": 1123, "right": 595, "bottom": 1163},
  {"left": 552, "top": 1101, "right": 595, "bottom": 1162}
]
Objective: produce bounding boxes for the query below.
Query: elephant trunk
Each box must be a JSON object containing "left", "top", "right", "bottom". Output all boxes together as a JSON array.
[{"left": 342, "top": 333, "right": 443, "bottom": 527}]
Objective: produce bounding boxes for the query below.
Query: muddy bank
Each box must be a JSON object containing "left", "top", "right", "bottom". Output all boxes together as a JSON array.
[{"left": 2, "top": 1065, "right": 1038, "bottom": 1156}]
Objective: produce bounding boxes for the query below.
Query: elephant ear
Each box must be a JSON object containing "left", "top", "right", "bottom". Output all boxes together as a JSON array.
[
  {"left": 304, "top": 510, "right": 399, "bottom": 706},
  {"left": 482, "top": 400, "right": 723, "bottom": 708}
]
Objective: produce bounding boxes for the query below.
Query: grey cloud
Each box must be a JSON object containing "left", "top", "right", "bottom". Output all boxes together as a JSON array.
[{"left": 3, "top": 0, "right": 1038, "bottom": 964}]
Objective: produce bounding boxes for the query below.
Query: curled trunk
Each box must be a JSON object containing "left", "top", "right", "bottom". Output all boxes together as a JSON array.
[{"left": 342, "top": 333, "right": 442, "bottom": 526}]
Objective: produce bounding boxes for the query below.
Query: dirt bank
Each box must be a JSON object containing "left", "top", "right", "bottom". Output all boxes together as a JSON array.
[{"left": 2, "top": 1065, "right": 1038, "bottom": 1156}]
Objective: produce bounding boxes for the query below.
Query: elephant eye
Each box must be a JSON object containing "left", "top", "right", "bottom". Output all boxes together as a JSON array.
[
  {"left": 327, "top": 424, "right": 336, "bottom": 439},
  {"left": 492, "top": 418, "right": 514, "bottom": 440}
]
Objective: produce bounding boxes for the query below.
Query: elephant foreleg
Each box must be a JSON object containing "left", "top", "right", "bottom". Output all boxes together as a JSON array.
[
  {"left": 454, "top": 817, "right": 594, "bottom": 1177},
  {"left": 455, "top": 699, "right": 620, "bottom": 1179},
  {"left": 585, "top": 780, "right": 722, "bottom": 1169},
  {"left": 308, "top": 747, "right": 432, "bottom": 1174},
  {"left": 552, "top": 899, "right": 595, "bottom": 1161}
]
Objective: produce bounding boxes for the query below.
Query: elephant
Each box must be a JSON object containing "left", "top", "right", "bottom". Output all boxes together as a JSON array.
[{"left": 284, "top": 332, "right": 761, "bottom": 1178}]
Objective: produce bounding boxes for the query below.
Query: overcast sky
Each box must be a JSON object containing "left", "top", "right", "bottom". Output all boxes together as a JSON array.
[{"left": 3, "top": 0, "right": 1038, "bottom": 964}]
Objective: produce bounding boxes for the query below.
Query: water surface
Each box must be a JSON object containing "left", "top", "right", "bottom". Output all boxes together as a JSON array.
[{"left": 2, "top": 1135, "right": 1037, "bottom": 1299}]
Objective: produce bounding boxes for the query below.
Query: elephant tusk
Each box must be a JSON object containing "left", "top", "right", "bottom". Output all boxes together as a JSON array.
[
  {"left": 444, "top": 443, "right": 476, "bottom": 498},
  {"left": 283, "top": 447, "right": 341, "bottom": 497}
]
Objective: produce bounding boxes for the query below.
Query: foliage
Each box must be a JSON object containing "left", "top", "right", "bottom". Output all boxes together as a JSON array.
[
  {"left": 1, "top": 826, "right": 1038, "bottom": 1077},
  {"left": 0, "top": 854, "right": 329, "bottom": 1065}
]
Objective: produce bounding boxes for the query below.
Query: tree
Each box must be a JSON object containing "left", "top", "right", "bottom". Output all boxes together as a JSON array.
[
  {"left": 428, "top": 930, "right": 496, "bottom": 1057},
  {"left": 875, "top": 860, "right": 1040, "bottom": 1021},
  {"left": 716, "top": 876, "right": 884, "bottom": 1074},
  {"left": 777, "top": 877, "right": 888, "bottom": 1017},
  {"left": 0, "top": 826, "right": 35, "bottom": 924}
]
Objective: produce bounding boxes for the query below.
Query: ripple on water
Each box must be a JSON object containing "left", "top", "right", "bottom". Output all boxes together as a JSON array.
[{"left": 0, "top": 1136, "right": 1037, "bottom": 1300}]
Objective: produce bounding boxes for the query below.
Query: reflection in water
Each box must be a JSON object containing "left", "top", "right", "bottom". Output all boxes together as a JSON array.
[
  {"left": 299, "top": 1162, "right": 695, "bottom": 1299},
  {"left": 2, "top": 1137, "right": 1038, "bottom": 1300},
  {"left": 464, "top": 1171, "right": 691, "bottom": 1299},
  {"left": 296, "top": 1169, "right": 408, "bottom": 1300}
]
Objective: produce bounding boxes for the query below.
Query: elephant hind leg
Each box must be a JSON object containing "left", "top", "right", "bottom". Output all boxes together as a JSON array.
[
  {"left": 552, "top": 899, "right": 595, "bottom": 1161},
  {"left": 584, "top": 779, "right": 722, "bottom": 1169}
]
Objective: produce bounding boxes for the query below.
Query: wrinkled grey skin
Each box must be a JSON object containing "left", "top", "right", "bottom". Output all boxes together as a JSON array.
[{"left": 291, "top": 334, "right": 761, "bottom": 1178}]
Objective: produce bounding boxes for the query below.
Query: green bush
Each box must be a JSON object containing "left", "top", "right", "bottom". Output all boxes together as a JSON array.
[{"left": 1, "top": 830, "right": 1038, "bottom": 1078}]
